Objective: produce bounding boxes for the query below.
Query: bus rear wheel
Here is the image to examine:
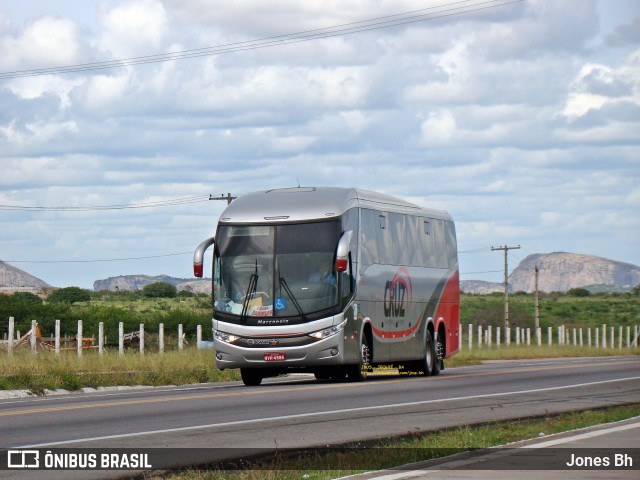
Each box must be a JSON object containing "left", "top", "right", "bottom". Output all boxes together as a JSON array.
[
  {"left": 240, "top": 368, "right": 263, "bottom": 386},
  {"left": 432, "top": 331, "right": 443, "bottom": 376}
]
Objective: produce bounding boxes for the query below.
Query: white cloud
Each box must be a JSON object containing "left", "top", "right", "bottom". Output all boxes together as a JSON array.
[
  {"left": 0, "top": 15, "right": 85, "bottom": 70},
  {"left": 97, "top": 0, "right": 168, "bottom": 57},
  {"left": 0, "top": 0, "right": 639, "bottom": 288}
]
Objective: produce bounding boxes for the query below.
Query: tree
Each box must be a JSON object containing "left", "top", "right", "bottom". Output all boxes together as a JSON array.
[
  {"left": 142, "top": 282, "right": 177, "bottom": 298},
  {"left": 47, "top": 286, "right": 91, "bottom": 304},
  {"left": 567, "top": 287, "right": 590, "bottom": 297}
]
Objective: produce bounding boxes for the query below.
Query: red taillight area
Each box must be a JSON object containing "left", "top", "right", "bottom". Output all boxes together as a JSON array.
[
  {"left": 194, "top": 263, "right": 204, "bottom": 278},
  {"left": 336, "top": 258, "right": 348, "bottom": 272}
]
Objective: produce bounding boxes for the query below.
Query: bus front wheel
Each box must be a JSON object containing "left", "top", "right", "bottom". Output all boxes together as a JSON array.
[
  {"left": 240, "top": 368, "right": 263, "bottom": 386},
  {"left": 347, "top": 335, "right": 371, "bottom": 382}
]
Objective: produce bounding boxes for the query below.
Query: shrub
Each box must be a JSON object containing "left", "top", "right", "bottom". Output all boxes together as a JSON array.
[
  {"left": 47, "top": 287, "right": 91, "bottom": 304},
  {"left": 142, "top": 282, "right": 177, "bottom": 298},
  {"left": 567, "top": 288, "right": 591, "bottom": 297}
]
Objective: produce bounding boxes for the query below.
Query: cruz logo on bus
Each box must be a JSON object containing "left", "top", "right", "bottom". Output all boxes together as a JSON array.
[{"left": 384, "top": 267, "right": 413, "bottom": 318}]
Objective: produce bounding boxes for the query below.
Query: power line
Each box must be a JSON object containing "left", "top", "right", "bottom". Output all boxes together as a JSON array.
[
  {"left": 4, "top": 252, "right": 192, "bottom": 264},
  {"left": 0, "top": 0, "right": 523, "bottom": 80},
  {"left": 0, "top": 195, "right": 210, "bottom": 212},
  {"left": 459, "top": 270, "right": 503, "bottom": 275},
  {"left": 459, "top": 247, "right": 493, "bottom": 254}
]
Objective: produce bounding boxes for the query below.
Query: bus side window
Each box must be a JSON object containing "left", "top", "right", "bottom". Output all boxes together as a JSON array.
[
  {"left": 360, "top": 209, "right": 379, "bottom": 267},
  {"left": 423, "top": 218, "right": 436, "bottom": 267}
]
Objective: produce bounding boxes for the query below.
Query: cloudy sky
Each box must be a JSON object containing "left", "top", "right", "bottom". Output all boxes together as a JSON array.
[{"left": 1, "top": 0, "right": 639, "bottom": 289}]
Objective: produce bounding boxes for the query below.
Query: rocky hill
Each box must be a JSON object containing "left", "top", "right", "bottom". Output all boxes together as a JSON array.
[
  {"left": 509, "top": 252, "right": 640, "bottom": 293},
  {"left": 0, "top": 261, "right": 51, "bottom": 293},
  {"left": 93, "top": 275, "right": 211, "bottom": 294},
  {"left": 460, "top": 280, "right": 503, "bottom": 294}
]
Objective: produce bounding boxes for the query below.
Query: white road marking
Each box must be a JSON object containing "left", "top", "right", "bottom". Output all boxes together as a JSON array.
[{"left": 12, "top": 375, "right": 640, "bottom": 448}]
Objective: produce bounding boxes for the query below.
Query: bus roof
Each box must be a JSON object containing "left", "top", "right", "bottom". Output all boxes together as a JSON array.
[{"left": 218, "top": 187, "right": 451, "bottom": 223}]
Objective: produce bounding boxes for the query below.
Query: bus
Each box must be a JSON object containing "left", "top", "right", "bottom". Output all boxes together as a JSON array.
[{"left": 194, "top": 187, "right": 459, "bottom": 386}]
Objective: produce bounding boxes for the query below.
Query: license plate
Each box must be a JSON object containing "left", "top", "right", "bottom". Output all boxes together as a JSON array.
[{"left": 264, "top": 353, "right": 286, "bottom": 361}]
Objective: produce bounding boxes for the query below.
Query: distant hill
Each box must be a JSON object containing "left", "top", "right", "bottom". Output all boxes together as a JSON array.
[
  {"left": 0, "top": 261, "right": 51, "bottom": 293},
  {"left": 93, "top": 275, "right": 211, "bottom": 294},
  {"left": 460, "top": 280, "right": 503, "bottom": 294},
  {"left": 508, "top": 252, "right": 640, "bottom": 293}
]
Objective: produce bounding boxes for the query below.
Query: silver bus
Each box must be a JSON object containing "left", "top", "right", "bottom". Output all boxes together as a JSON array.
[{"left": 194, "top": 187, "right": 460, "bottom": 386}]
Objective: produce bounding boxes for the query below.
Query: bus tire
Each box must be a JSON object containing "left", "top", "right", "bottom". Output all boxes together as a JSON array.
[
  {"left": 240, "top": 368, "right": 263, "bottom": 386},
  {"left": 432, "top": 331, "right": 443, "bottom": 376},
  {"left": 421, "top": 330, "right": 435, "bottom": 377},
  {"left": 348, "top": 334, "right": 371, "bottom": 382}
]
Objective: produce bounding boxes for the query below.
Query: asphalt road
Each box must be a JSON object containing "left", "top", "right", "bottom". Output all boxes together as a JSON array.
[{"left": 1, "top": 356, "right": 639, "bottom": 478}]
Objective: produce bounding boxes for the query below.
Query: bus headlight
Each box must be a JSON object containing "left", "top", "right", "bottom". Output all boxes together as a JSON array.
[
  {"left": 308, "top": 320, "right": 347, "bottom": 340},
  {"left": 215, "top": 330, "right": 240, "bottom": 344}
]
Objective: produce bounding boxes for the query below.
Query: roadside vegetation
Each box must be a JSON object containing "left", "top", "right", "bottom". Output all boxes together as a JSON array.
[
  {"left": 0, "top": 287, "right": 212, "bottom": 345},
  {"left": 460, "top": 289, "right": 640, "bottom": 331},
  {"left": 145, "top": 403, "right": 640, "bottom": 480},
  {"left": 2, "top": 287, "right": 638, "bottom": 343},
  {"left": 0, "top": 287, "right": 638, "bottom": 392}
]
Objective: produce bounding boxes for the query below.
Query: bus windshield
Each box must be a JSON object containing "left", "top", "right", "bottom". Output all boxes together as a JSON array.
[{"left": 214, "top": 221, "right": 341, "bottom": 320}]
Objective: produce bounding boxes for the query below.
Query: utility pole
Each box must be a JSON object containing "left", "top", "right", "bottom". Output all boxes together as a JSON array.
[
  {"left": 534, "top": 264, "right": 540, "bottom": 342},
  {"left": 209, "top": 193, "right": 237, "bottom": 205},
  {"left": 492, "top": 244, "right": 521, "bottom": 342}
]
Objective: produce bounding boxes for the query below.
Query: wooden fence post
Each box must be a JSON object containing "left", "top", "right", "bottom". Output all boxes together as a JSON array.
[
  {"left": 139, "top": 323, "right": 144, "bottom": 355},
  {"left": 30, "top": 320, "right": 37, "bottom": 354},
  {"left": 98, "top": 322, "right": 104, "bottom": 355},
  {"left": 610, "top": 326, "right": 614, "bottom": 349},
  {"left": 197, "top": 324, "right": 202, "bottom": 350},
  {"left": 77, "top": 320, "right": 83, "bottom": 358},
  {"left": 118, "top": 322, "right": 124, "bottom": 355},
  {"left": 178, "top": 324, "right": 184, "bottom": 351},
  {"left": 159, "top": 323, "right": 164, "bottom": 354},
  {"left": 55, "top": 319, "right": 61, "bottom": 355},
  {"left": 8, "top": 316, "right": 14, "bottom": 355}
]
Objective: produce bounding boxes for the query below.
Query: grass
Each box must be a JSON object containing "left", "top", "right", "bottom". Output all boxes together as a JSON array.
[
  {"left": 143, "top": 403, "right": 640, "bottom": 480},
  {"left": 0, "top": 349, "right": 239, "bottom": 394},
  {"left": 1, "top": 343, "right": 637, "bottom": 393},
  {"left": 1, "top": 345, "right": 637, "bottom": 393}
]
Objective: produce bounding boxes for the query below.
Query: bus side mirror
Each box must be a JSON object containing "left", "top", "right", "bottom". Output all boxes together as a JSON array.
[
  {"left": 193, "top": 237, "right": 215, "bottom": 277},
  {"left": 336, "top": 230, "right": 353, "bottom": 273}
]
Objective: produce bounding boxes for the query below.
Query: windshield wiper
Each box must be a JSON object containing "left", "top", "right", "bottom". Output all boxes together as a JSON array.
[
  {"left": 279, "top": 276, "right": 307, "bottom": 321},
  {"left": 241, "top": 260, "right": 259, "bottom": 320}
]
